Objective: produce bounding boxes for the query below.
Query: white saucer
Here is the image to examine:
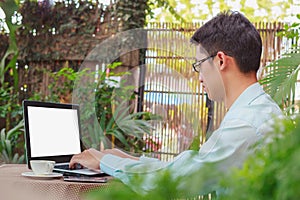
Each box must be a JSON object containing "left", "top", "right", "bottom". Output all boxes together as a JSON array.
[{"left": 21, "top": 171, "right": 63, "bottom": 179}]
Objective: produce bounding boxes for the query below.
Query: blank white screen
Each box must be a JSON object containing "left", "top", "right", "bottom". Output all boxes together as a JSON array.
[{"left": 28, "top": 106, "right": 81, "bottom": 157}]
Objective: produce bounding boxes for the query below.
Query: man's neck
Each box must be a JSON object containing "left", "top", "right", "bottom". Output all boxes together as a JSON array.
[{"left": 224, "top": 73, "right": 257, "bottom": 109}]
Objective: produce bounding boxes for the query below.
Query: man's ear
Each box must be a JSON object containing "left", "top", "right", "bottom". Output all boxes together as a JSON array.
[{"left": 216, "top": 52, "right": 227, "bottom": 70}]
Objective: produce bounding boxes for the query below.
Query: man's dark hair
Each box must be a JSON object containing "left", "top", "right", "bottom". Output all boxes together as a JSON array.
[{"left": 191, "top": 11, "right": 262, "bottom": 73}]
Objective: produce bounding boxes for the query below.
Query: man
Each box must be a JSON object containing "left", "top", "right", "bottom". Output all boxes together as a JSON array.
[{"left": 70, "top": 11, "right": 282, "bottom": 193}]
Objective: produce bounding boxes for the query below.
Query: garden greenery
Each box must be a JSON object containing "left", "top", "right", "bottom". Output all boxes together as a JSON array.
[
  {"left": 85, "top": 115, "right": 300, "bottom": 200},
  {"left": 260, "top": 14, "right": 300, "bottom": 114},
  {"left": 0, "top": 0, "right": 23, "bottom": 164},
  {"left": 219, "top": 116, "right": 300, "bottom": 200},
  {"left": 0, "top": 0, "right": 165, "bottom": 163},
  {"left": 0, "top": 1, "right": 300, "bottom": 198}
]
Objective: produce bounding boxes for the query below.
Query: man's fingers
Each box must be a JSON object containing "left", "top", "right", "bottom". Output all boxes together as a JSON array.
[
  {"left": 69, "top": 155, "right": 78, "bottom": 168},
  {"left": 69, "top": 148, "right": 102, "bottom": 170},
  {"left": 69, "top": 153, "right": 84, "bottom": 168}
]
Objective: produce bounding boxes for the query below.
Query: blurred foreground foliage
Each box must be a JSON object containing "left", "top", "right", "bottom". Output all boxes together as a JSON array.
[
  {"left": 84, "top": 115, "right": 300, "bottom": 200},
  {"left": 86, "top": 164, "right": 219, "bottom": 200},
  {"left": 220, "top": 116, "right": 300, "bottom": 200}
]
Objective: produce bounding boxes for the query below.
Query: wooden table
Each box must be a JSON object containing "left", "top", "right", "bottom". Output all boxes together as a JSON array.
[{"left": 0, "top": 164, "right": 110, "bottom": 200}]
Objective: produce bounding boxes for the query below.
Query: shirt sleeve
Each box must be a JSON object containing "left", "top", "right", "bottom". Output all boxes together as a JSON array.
[
  {"left": 100, "top": 119, "right": 258, "bottom": 194},
  {"left": 194, "top": 118, "right": 257, "bottom": 171},
  {"left": 100, "top": 150, "right": 196, "bottom": 193},
  {"left": 100, "top": 154, "right": 168, "bottom": 176}
]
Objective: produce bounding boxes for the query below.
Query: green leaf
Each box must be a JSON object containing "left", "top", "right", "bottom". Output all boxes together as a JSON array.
[
  {"left": 4, "top": 140, "right": 12, "bottom": 159},
  {"left": 107, "top": 129, "right": 129, "bottom": 148},
  {"left": 99, "top": 111, "right": 107, "bottom": 130},
  {"left": 6, "top": 119, "right": 24, "bottom": 139},
  {"left": 1, "top": 150, "right": 10, "bottom": 163},
  {"left": 260, "top": 47, "right": 300, "bottom": 111},
  {"left": 106, "top": 115, "right": 115, "bottom": 131},
  {"left": 18, "top": 154, "right": 25, "bottom": 164},
  {"left": 12, "top": 153, "right": 19, "bottom": 163}
]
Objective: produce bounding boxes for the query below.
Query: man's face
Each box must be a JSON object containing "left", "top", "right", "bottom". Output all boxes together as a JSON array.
[{"left": 195, "top": 45, "right": 226, "bottom": 102}]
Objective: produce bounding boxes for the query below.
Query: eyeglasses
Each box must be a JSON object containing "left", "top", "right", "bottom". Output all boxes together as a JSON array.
[{"left": 192, "top": 55, "right": 216, "bottom": 73}]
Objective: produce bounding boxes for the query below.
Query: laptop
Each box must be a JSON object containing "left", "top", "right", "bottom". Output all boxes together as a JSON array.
[{"left": 23, "top": 100, "right": 103, "bottom": 176}]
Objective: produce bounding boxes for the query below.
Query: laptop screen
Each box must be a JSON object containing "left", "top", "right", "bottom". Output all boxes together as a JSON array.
[
  {"left": 23, "top": 100, "right": 83, "bottom": 168},
  {"left": 27, "top": 106, "right": 81, "bottom": 157}
]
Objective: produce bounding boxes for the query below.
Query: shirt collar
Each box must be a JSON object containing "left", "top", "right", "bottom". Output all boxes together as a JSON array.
[{"left": 228, "top": 82, "right": 264, "bottom": 112}]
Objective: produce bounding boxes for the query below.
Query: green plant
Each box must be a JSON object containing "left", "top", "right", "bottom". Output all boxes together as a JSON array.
[
  {"left": 17, "top": 0, "right": 101, "bottom": 61},
  {"left": 0, "top": 0, "right": 21, "bottom": 130},
  {"left": 84, "top": 115, "right": 300, "bottom": 200},
  {"left": 94, "top": 62, "right": 133, "bottom": 123},
  {"left": 0, "top": 119, "right": 25, "bottom": 164},
  {"left": 79, "top": 62, "right": 157, "bottom": 151},
  {"left": 260, "top": 15, "right": 300, "bottom": 114},
  {"left": 260, "top": 47, "right": 300, "bottom": 113},
  {"left": 219, "top": 115, "right": 300, "bottom": 200},
  {"left": 84, "top": 101, "right": 155, "bottom": 151},
  {"left": 0, "top": 82, "right": 22, "bottom": 121},
  {"left": 277, "top": 14, "right": 300, "bottom": 41},
  {"left": 0, "top": 0, "right": 19, "bottom": 86},
  {"left": 0, "top": 0, "right": 24, "bottom": 164},
  {"left": 30, "top": 62, "right": 91, "bottom": 103}
]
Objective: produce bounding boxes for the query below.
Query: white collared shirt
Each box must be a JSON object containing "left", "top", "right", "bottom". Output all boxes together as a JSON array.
[{"left": 100, "top": 82, "right": 282, "bottom": 194}]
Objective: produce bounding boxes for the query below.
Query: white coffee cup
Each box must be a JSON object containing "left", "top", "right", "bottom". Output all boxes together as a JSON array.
[{"left": 30, "top": 160, "right": 56, "bottom": 175}]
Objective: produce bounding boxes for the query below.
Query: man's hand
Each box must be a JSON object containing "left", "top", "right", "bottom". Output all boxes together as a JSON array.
[
  {"left": 69, "top": 148, "right": 104, "bottom": 170},
  {"left": 69, "top": 148, "right": 139, "bottom": 170}
]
